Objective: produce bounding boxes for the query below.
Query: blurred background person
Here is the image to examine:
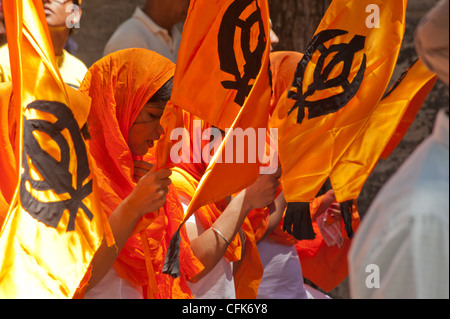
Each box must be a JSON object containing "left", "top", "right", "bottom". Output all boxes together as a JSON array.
[
  {"left": 349, "top": 0, "right": 449, "bottom": 299},
  {"left": 103, "top": 0, "right": 190, "bottom": 62},
  {"left": 0, "top": 1, "right": 6, "bottom": 46},
  {"left": 0, "top": 0, "right": 87, "bottom": 89}
]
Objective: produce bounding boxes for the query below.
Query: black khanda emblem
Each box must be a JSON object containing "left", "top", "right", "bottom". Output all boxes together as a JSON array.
[
  {"left": 218, "top": 0, "right": 267, "bottom": 106},
  {"left": 20, "top": 100, "right": 94, "bottom": 231},
  {"left": 288, "top": 29, "right": 367, "bottom": 124}
]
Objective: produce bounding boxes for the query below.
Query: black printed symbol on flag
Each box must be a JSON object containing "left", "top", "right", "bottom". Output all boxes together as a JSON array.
[
  {"left": 20, "top": 100, "right": 94, "bottom": 232},
  {"left": 288, "top": 29, "right": 367, "bottom": 124},
  {"left": 218, "top": 0, "right": 267, "bottom": 106}
]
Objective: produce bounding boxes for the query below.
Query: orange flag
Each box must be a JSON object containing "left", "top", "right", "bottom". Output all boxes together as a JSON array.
[
  {"left": 0, "top": 0, "right": 112, "bottom": 298},
  {"left": 169, "top": 0, "right": 270, "bottom": 131},
  {"left": 0, "top": 82, "right": 15, "bottom": 227},
  {"left": 380, "top": 59, "right": 438, "bottom": 160},
  {"left": 330, "top": 59, "right": 437, "bottom": 214},
  {"left": 162, "top": 0, "right": 272, "bottom": 277},
  {"left": 270, "top": 0, "right": 407, "bottom": 240}
]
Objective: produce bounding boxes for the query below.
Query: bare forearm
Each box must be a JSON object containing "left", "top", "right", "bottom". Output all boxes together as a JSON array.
[
  {"left": 86, "top": 167, "right": 172, "bottom": 290},
  {"left": 188, "top": 170, "right": 280, "bottom": 282},
  {"left": 189, "top": 191, "right": 251, "bottom": 281}
]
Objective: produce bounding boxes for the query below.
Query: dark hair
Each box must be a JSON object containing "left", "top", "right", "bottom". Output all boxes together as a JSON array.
[{"left": 149, "top": 77, "right": 173, "bottom": 103}]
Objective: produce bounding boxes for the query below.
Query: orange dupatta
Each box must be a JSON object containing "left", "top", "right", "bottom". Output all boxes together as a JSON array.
[
  {"left": 79, "top": 48, "right": 202, "bottom": 298},
  {"left": 170, "top": 111, "right": 265, "bottom": 299}
]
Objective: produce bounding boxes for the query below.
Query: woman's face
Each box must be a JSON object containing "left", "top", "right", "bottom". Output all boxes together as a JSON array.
[{"left": 128, "top": 102, "right": 165, "bottom": 156}]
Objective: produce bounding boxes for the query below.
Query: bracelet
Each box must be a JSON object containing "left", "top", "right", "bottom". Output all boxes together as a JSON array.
[
  {"left": 241, "top": 231, "right": 247, "bottom": 247},
  {"left": 209, "top": 226, "right": 231, "bottom": 246}
]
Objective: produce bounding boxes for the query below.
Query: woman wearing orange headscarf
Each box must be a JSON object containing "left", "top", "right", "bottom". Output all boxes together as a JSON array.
[
  {"left": 260, "top": 51, "right": 360, "bottom": 296},
  {"left": 79, "top": 48, "right": 203, "bottom": 299}
]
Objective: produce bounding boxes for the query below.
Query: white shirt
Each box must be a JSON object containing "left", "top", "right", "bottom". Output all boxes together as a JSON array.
[
  {"left": 103, "top": 7, "right": 182, "bottom": 62},
  {"left": 256, "top": 237, "right": 308, "bottom": 299},
  {"left": 84, "top": 267, "right": 144, "bottom": 299},
  {"left": 182, "top": 204, "right": 236, "bottom": 299},
  {"left": 348, "top": 110, "right": 449, "bottom": 299},
  {"left": 0, "top": 45, "right": 87, "bottom": 89}
]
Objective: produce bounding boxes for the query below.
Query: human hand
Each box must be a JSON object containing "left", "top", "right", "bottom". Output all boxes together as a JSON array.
[
  {"left": 324, "top": 202, "right": 342, "bottom": 225},
  {"left": 312, "top": 189, "right": 336, "bottom": 221},
  {"left": 243, "top": 167, "right": 281, "bottom": 211},
  {"left": 317, "top": 202, "right": 344, "bottom": 248},
  {"left": 125, "top": 168, "right": 172, "bottom": 219},
  {"left": 133, "top": 160, "right": 154, "bottom": 182}
]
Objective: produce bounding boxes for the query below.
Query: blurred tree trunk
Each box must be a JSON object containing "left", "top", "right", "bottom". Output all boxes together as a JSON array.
[{"left": 268, "top": 0, "right": 332, "bottom": 53}]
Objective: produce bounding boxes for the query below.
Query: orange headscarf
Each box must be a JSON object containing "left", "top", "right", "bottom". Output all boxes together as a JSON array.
[
  {"left": 170, "top": 111, "right": 266, "bottom": 299},
  {"left": 79, "top": 48, "right": 203, "bottom": 298},
  {"left": 269, "top": 51, "right": 361, "bottom": 292}
]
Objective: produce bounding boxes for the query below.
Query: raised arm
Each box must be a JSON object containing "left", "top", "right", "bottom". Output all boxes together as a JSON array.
[
  {"left": 187, "top": 169, "right": 281, "bottom": 282},
  {"left": 87, "top": 167, "right": 172, "bottom": 289}
]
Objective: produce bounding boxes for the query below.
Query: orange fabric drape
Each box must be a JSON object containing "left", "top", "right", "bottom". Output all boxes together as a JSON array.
[
  {"left": 171, "top": 167, "right": 243, "bottom": 263},
  {"left": 79, "top": 48, "right": 203, "bottom": 299},
  {"left": 269, "top": 51, "right": 304, "bottom": 117},
  {"left": 0, "top": 82, "right": 114, "bottom": 297},
  {"left": 0, "top": 82, "right": 16, "bottom": 228},
  {"left": 328, "top": 58, "right": 437, "bottom": 202},
  {"left": 265, "top": 51, "right": 304, "bottom": 247},
  {"left": 270, "top": 0, "right": 407, "bottom": 205},
  {"left": 170, "top": 112, "right": 265, "bottom": 299},
  {"left": 380, "top": 59, "right": 438, "bottom": 160},
  {"left": 165, "top": 0, "right": 272, "bottom": 223},
  {"left": 0, "top": 0, "right": 111, "bottom": 298},
  {"left": 266, "top": 51, "right": 362, "bottom": 292},
  {"left": 159, "top": 0, "right": 272, "bottom": 283}
]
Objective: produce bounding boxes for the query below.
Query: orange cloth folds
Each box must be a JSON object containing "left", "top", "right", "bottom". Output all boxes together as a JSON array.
[
  {"left": 0, "top": 82, "right": 15, "bottom": 228},
  {"left": 380, "top": 59, "right": 438, "bottom": 159},
  {"left": 168, "top": 111, "right": 265, "bottom": 298},
  {"left": 270, "top": 0, "right": 407, "bottom": 240},
  {"left": 162, "top": 0, "right": 272, "bottom": 290},
  {"left": 266, "top": 51, "right": 362, "bottom": 291},
  {"left": 330, "top": 58, "right": 438, "bottom": 198},
  {"left": 171, "top": 167, "right": 243, "bottom": 264},
  {"left": 0, "top": 0, "right": 112, "bottom": 298}
]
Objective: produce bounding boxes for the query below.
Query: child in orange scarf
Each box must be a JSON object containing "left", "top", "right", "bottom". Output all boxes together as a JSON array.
[{"left": 79, "top": 48, "right": 202, "bottom": 299}]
